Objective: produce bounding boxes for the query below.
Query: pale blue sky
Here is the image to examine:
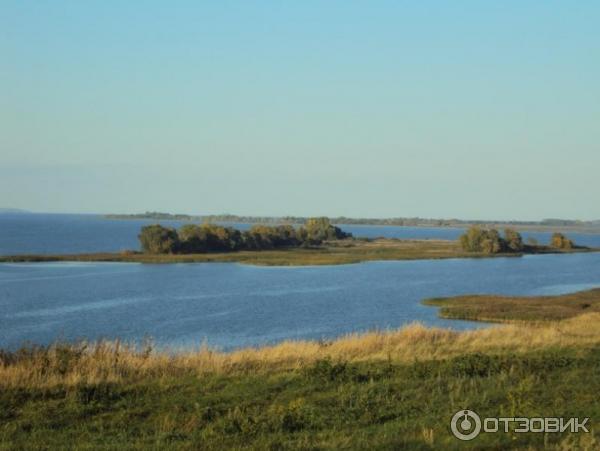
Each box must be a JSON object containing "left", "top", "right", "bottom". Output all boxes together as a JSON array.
[{"left": 1, "top": 1, "right": 599, "bottom": 220}]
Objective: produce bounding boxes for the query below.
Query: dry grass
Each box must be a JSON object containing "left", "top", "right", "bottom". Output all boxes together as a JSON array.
[
  {"left": 424, "top": 288, "right": 600, "bottom": 322},
  {"left": 3, "top": 312, "right": 600, "bottom": 390}
]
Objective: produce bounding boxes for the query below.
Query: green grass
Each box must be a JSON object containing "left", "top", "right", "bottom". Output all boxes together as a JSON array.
[
  {"left": 423, "top": 288, "right": 600, "bottom": 322},
  {"left": 0, "top": 238, "right": 592, "bottom": 266},
  {"left": 1, "top": 347, "right": 599, "bottom": 450}
]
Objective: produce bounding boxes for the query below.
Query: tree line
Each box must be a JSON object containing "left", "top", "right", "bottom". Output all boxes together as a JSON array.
[
  {"left": 138, "top": 217, "right": 352, "bottom": 254},
  {"left": 459, "top": 226, "right": 575, "bottom": 254}
]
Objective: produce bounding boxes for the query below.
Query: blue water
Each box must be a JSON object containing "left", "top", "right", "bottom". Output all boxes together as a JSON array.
[
  {"left": 1, "top": 213, "right": 600, "bottom": 255},
  {"left": 1, "top": 213, "right": 599, "bottom": 351},
  {"left": 1, "top": 253, "right": 599, "bottom": 351}
]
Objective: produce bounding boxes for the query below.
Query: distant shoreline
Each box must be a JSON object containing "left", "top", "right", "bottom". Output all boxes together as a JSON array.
[{"left": 104, "top": 212, "right": 600, "bottom": 234}]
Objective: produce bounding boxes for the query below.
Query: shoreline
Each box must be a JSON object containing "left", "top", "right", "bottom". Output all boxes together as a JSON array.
[
  {"left": 2, "top": 284, "right": 600, "bottom": 449},
  {"left": 102, "top": 213, "right": 600, "bottom": 234},
  {"left": 0, "top": 238, "right": 596, "bottom": 266}
]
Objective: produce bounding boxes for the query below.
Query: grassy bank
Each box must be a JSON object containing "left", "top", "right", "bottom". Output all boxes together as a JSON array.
[
  {"left": 1, "top": 313, "right": 600, "bottom": 449},
  {"left": 0, "top": 238, "right": 593, "bottom": 266},
  {"left": 423, "top": 288, "right": 600, "bottom": 323}
]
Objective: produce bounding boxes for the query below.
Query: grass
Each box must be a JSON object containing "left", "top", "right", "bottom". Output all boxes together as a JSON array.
[
  {"left": 2, "top": 313, "right": 600, "bottom": 449},
  {"left": 423, "top": 288, "right": 600, "bottom": 323},
  {"left": 0, "top": 238, "right": 593, "bottom": 266}
]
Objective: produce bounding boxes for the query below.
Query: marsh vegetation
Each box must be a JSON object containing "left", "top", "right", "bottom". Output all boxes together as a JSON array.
[{"left": 424, "top": 288, "right": 600, "bottom": 323}]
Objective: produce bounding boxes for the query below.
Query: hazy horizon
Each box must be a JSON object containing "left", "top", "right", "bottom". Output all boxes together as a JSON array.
[
  {"left": 2, "top": 2, "right": 599, "bottom": 220},
  {"left": 1, "top": 206, "right": 598, "bottom": 224}
]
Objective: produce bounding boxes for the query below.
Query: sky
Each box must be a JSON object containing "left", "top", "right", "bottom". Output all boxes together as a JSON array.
[{"left": 1, "top": 1, "right": 599, "bottom": 220}]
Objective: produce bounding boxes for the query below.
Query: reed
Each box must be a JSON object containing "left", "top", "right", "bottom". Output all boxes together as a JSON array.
[{"left": 2, "top": 313, "right": 600, "bottom": 390}]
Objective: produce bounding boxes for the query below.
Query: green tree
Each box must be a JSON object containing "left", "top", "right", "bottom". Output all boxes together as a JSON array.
[
  {"left": 139, "top": 221, "right": 352, "bottom": 254},
  {"left": 198, "top": 224, "right": 243, "bottom": 251},
  {"left": 504, "top": 228, "right": 524, "bottom": 252},
  {"left": 304, "top": 217, "right": 351, "bottom": 242},
  {"left": 460, "top": 226, "right": 485, "bottom": 252},
  {"left": 243, "top": 225, "right": 300, "bottom": 250},
  {"left": 459, "top": 226, "right": 505, "bottom": 254},
  {"left": 178, "top": 224, "right": 208, "bottom": 253},
  {"left": 138, "top": 225, "right": 179, "bottom": 254}
]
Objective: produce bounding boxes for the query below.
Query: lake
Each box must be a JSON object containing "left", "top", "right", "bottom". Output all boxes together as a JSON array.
[
  {"left": 1, "top": 213, "right": 599, "bottom": 351},
  {"left": 1, "top": 253, "right": 600, "bottom": 351}
]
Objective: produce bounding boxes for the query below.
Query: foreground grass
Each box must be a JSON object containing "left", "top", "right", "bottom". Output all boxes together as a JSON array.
[
  {"left": 0, "top": 238, "right": 592, "bottom": 266},
  {"left": 2, "top": 314, "right": 600, "bottom": 450},
  {"left": 424, "top": 288, "right": 600, "bottom": 323}
]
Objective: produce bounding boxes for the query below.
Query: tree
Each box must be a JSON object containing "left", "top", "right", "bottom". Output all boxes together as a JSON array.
[
  {"left": 208, "top": 224, "right": 243, "bottom": 251},
  {"left": 504, "top": 228, "right": 524, "bottom": 252},
  {"left": 243, "top": 224, "right": 300, "bottom": 250},
  {"left": 550, "top": 233, "right": 574, "bottom": 249},
  {"left": 459, "top": 226, "right": 505, "bottom": 254},
  {"left": 304, "top": 217, "right": 351, "bottom": 243},
  {"left": 177, "top": 223, "right": 241, "bottom": 253},
  {"left": 138, "top": 225, "right": 179, "bottom": 254},
  {"left": 139, "top": 220, "right": 352, "bottom": 254},
  {"left": 178, "top": 224, "right": 208, "bottom": 253}
]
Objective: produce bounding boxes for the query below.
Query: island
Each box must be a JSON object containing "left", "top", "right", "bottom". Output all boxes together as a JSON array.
[{"left": 0, "top": 219, "right": 594, "bottom": 265}]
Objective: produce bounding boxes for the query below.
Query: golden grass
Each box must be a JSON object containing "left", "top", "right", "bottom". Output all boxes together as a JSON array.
[
  {"left": 424, "top": 288, "right": 600, "bottom": 322},
  {"left": 3, "top": 313, "right": 600, "bottom": 389}
]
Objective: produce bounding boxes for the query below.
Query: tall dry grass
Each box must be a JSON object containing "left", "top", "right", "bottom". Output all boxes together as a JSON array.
[{"left": 2, "top": 313, "right": 600, "bottom": 389}]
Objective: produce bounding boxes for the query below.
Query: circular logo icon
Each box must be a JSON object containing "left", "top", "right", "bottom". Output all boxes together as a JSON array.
[{"left": 451, "top": 410, "right": 482, "bottom": 441}]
